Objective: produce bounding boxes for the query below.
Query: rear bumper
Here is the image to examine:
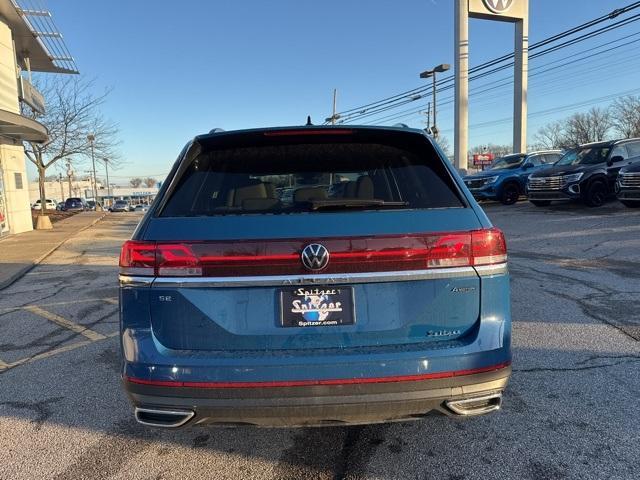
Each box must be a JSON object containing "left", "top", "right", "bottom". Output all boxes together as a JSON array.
[{"left": 123, "top": 364, "right": 511, "bottom": 427}]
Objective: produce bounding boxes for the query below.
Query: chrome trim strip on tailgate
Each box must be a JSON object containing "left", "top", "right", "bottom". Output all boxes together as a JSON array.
[
  {"left": 147, "top": 267, "right": 477, "bottom": 288},
  {"left": 120, "top": 264, "right": 508, "bottom": 288},
  {"left": 119, "top": 276, "right": 153, "bottom": 287},
  {"left": 474, "top": 263, "right": 508, "bottom": 276}
]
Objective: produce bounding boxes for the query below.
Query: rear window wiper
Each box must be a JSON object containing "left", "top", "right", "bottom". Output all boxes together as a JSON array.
[{"left": 307, "top": 199, "right": 409, "bottom": 211}]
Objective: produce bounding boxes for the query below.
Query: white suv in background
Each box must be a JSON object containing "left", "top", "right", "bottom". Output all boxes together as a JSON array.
[{"left": 32, "top": 199, "right": 57, "bottom": 210}]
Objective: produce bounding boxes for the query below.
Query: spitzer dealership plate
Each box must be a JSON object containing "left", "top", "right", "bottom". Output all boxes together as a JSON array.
[{"left": 280, "top": 286, "right": 355, "bottom": 328}]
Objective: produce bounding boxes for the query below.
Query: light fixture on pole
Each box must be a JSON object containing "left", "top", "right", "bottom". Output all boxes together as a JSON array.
[{"left": 419, "top": 64, "right": 450, "bottom": 139}]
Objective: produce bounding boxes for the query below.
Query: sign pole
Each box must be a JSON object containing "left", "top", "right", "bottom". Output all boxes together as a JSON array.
[
  {"left": 454, "top": 0, "right": 469, "bottom": 171},
  {"left": 513, "top": 6, "right": 529, "bottom": 153}
]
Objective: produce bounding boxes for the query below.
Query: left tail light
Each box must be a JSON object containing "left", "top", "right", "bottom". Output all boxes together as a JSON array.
[{"left": 119, "top": 241, "right": 155, "bottom": 276}]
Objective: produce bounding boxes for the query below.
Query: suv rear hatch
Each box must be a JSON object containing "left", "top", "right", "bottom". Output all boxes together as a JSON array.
[{"left": 122, "top": 128, "right": 503, "bottom": 353}]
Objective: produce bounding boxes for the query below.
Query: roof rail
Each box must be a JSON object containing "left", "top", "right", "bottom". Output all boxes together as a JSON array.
[
  {"left": 392, "top": 123, "right": 410, "bottom": 129},
  {"left": 209, "top": 128, "right": 225, "bottom": 134}
]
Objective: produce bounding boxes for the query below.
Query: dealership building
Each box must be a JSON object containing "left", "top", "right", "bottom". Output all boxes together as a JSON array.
[{"left": 0, "top": 1, "right": 76, "bottom": 237}]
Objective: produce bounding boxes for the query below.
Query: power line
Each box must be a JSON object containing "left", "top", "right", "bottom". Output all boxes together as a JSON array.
[
  {"left": 361, "top": 36, "right": 640, "bottom": 126},
  {"left": 333, "top": 3, "right": 640, "bottom": 124}
]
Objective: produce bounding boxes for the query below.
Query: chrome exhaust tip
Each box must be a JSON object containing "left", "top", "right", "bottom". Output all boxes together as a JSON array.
[
  {"left": 446, "top": 392, "right": 502, "bottom": 416},
  {"left": 134, "top": 407, "right": 195, "bottom": 428}
]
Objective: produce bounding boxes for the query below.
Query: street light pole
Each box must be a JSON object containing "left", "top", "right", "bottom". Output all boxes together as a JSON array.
[
  {"left": 87, "top": 134, "right": 102, "bottom": 211},
  {"left": 419, "top": 64, "right": 450, "bottom": 139}
]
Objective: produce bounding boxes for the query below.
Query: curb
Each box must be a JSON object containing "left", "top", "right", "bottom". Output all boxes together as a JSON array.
[{"left": 0, "top": 213, "right": 107, "bottom": 291}]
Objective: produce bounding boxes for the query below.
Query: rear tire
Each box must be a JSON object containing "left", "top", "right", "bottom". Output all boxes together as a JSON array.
[
  {"left": 530, "top": 200, "right": 551, "bottom": 207},
  {"left": 585, "top": 181, "right": 607, "bottom": 207},
  {"left": 620, "top": 200, "right": 640, "bottom": 208},
  {"left": 499, "top": 183, "right": 520, "bottom": 205}
]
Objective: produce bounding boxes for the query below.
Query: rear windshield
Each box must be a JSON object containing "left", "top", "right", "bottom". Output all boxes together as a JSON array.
[
  {"left": 161, "top": 139, "right": 463, "bottom": 217},
  {"left": 66, "top": 198, "right": 81, "bottom": 204}
]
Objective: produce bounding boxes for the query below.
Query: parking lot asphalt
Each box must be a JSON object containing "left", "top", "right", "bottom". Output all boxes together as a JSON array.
[{"left": 0, "top": 203, "right": 639, "bottom": 480}]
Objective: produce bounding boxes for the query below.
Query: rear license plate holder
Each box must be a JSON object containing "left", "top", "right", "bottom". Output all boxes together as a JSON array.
[{"left": 280, "top": 286, "right": 355, "bottom": 328}]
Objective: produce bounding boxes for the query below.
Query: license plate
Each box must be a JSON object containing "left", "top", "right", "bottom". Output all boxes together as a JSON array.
[{"left": 280, "top": 286, "right": 355, "bottom": 328}]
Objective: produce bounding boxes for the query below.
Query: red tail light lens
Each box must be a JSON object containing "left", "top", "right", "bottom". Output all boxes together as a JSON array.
[
  {"left": 119, "top": 241, "right": 156, "bottom": 276},
  {"left": 118, "top": 228, "right": 506, "bottom": 277},
  {"left": 471, "top": 228, "right": 507, "bottom": 266},
  {"left": 156, "top": 244, "right": 202, "bottom": 276}
]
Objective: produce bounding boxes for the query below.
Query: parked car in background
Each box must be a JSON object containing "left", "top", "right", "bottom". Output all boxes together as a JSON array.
[
  {"left": 527, "top": 138, "right": 640, "bottom": 207},
  {"left": 31, "top": 199, "right": 57, "bottom": 211},
  {"left": 119, "top": 125, "right": 512, "bottom": 428},
  {"left": 134, "top": 203, "right": 149, "bottom": 212},
  {"left": 463, "top": 151, "right": 562, "bottom": 205},
  {"left": 616, "top": 158, "right": 640, "bottom": 208},
  {"left": 86, "top": 200, "right": 102, "bottom": 211},
  {"left": 110, "top": 200, "right": 131, "bottom": 212},
  {"left": 62, "top": 198, "right": 88, "bottom": 211}
]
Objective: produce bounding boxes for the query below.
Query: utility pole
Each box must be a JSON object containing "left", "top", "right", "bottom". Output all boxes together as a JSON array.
[
  {"left": 325, "top": 89, "right": 340, "bottom": 125},
  {"left": 58, "top": 173, "right": 64, "bottom": 203},
  {"left": 331, "top": 89, "right": 337, "bottom": 125},
  {"left": 103, "top": 157, "right": 111, "bottom": 208},
  {"left": 425, "top": 102, "right": 432, "bottom": 131},
  {"left": 66, "top": 161, "right": 73, "bottom": 200}
]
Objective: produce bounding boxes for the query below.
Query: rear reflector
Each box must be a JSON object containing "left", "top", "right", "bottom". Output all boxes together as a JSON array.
[
  {"left": 124, "top": 361, "right": 511, "bottom": 388},
  {"left": 119, "top": 228, "right": 507, "bottom": 277}
]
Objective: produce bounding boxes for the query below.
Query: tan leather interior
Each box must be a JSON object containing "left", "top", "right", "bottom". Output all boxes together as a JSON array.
[{"left": 294, "top": 187, "right": 328, "bottom": 202}]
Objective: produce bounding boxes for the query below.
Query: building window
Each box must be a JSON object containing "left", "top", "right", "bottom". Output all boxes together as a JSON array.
[{"left": 14, "top": 172, "right": 23, "bottom": 189}]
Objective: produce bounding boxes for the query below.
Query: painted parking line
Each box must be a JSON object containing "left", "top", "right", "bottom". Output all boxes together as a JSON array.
[
  {"left": 0, "top": 332, "right": 118, "bottom": 371},
  {"left": 0, "top": 297, "right": 119, "bottom": 314},
  {"left": 23, "top": 305, "right": 106, "bottom": 341}
]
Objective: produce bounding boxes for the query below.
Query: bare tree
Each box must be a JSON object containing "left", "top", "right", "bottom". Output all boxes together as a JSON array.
[
  {"left": 130, "top": 177, "right": 143, "bottom": 188},
  {"left": 564, "top": 107, "right": 612, "bottom": 145},
  {"left": 143, "top": 177, "right": 157, "bottom": 188},
  {"left": 610, "top": 95, "right": 640, "bottom": 138},
  {"left": 436, "top": 136, "right": 451, "bottom": 158},
  {"left": 22, "top": 77, "right": 120, "bottom": 222},
  {"left": 534, "top": 120, "right": 567, "bottom": 149}
]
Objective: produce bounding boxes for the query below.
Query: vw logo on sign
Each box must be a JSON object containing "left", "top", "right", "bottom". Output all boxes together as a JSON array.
[
  {"left": 483, "top": 0, "right": 514, "bottom": 13},
  {"left": 301, "top": 244, "right": 330, "bottom": 271}
]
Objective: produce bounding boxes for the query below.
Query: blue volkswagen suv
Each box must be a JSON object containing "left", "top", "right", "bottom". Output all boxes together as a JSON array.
[
  {"left": 119, "top": 126, "right": 511, "bottom": 427},
  {"left": 463, "top": 151, "right": 562, "bottom": 204}
]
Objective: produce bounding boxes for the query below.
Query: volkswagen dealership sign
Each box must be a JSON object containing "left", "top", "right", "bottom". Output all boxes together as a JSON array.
[
  {"left": 469, "top": 0, "right": 525, "bottom": 21},
  {"left": 483, "top": 0, "right": 514, "bottom": 14}
]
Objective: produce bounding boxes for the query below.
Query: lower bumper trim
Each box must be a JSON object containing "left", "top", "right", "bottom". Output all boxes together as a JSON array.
[
  {"left": 124, "top": 361, "right": 511, "bottom": 389},
  {"left": 124, "top": 365, "right": 511, "bottom": 427}
]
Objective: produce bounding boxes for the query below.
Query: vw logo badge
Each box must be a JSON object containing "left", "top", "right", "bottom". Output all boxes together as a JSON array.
[
  {"left": 301, "top": 244, "right": 330, "bottom": 271},
  {"left": 483, "top": 0, "right": 513, "bottom": 14}
]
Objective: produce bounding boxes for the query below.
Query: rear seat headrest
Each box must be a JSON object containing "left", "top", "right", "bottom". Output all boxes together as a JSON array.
[
  {"left": 294, "top": 187, "right": 328, "bottom": 202},
  {"left": 227, "top": 183, "right": 268, "bottom": 206},
  {"left": 356, "top": 176, "right": 374, "bottom": 199}
]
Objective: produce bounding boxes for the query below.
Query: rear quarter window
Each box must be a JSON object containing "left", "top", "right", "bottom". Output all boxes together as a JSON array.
[{"left": 160, "top": 135, "right": 464, "bottom": 217}]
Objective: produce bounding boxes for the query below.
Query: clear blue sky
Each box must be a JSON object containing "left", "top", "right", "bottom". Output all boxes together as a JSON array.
[{"left": 30, "top": 0, "right": 640, "bottom": 182}]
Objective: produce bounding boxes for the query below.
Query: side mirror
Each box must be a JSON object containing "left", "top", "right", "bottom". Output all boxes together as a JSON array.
[
  {"left": 522, "top": 162, "right": 533, "bottom": 170},
  {"left": 608, "top": 155, "right": 624, "bottom": 166}
]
